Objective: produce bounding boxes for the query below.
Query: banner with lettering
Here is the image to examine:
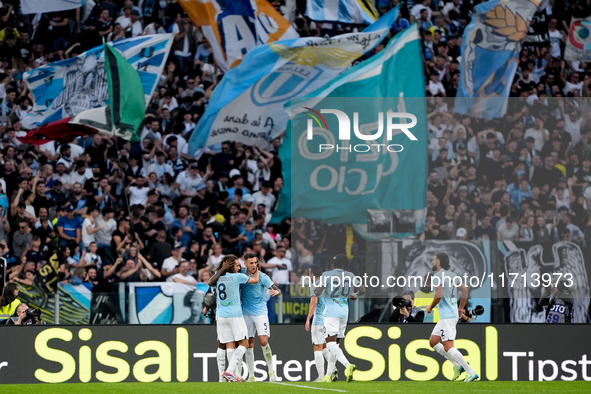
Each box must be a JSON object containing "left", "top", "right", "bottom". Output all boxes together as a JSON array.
[
  {"left": 525, "top": 9, "right": 549, "bottom": 46},
  {"left": 179, "top": 0, "right": 299, "bottom": 71},
  {"left": 273, "top": 24, "right": 428, "bottom": 235}
]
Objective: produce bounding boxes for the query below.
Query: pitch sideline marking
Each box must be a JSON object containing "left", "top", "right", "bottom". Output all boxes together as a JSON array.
[{"left": 271, "top": 382, "right": 347, "bottom": 392}]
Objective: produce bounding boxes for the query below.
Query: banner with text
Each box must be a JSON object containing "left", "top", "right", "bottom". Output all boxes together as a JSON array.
[
  {"left": 274, "top": 25, "right": 428, "bottom": 232},
  {"left": 179, "top": 0, "right": 299, "bottom": 72},
  {"left": 0, "top": 324, "right": 589, "bottom": 383}
]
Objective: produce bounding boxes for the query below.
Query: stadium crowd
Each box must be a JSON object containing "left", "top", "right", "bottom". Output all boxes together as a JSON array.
[{"left": 0, "top": 0, "right": 590, "bottom": 302}]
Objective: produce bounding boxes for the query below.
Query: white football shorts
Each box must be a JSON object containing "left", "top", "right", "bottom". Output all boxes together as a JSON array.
[
  {"left": 324, "top": 316, "right": 347, "bottom": 338},
  {"left": 243, "top": 314, "right": 270, "bottom": 338},
  {"left": 217, "top": 316, "right": 249, "bottom": 344},
  {"left": 430, "top": 318, "right": 458, "bottom": 341},
  {"left": 311, "top": 324, "right": 326, "bottom": 345}
]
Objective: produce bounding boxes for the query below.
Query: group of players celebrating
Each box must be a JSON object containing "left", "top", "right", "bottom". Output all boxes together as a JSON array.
[{"left": 205, "top": 251, "right": 478, "bottom": 383}]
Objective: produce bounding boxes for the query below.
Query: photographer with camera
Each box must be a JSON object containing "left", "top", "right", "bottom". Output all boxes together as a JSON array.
[
  {"left": 539, "top": 279, "right": 576, "bottom": 323},
  {"left": 0, "top": 283, "right": 21, "bottom": 323},
  {"left": 389, "top": 290, "right": 425, "bottom": 323},
  {"left": 459, "top": 305, "right": 485, "bottom": 323},
  {"left": 5, "top": 303, "right": 43, "bottom": 325}
]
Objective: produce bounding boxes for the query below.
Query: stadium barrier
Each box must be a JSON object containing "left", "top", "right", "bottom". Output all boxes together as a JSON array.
[{"left": 0, "top": 324, "right": 588, "bottom": 383}]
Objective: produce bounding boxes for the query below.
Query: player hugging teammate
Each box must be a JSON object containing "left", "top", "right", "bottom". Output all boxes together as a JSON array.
[
  {"left": 205, "top": 251, "right": 477, "bottom": 384},
  {"left": 306, "top": 254, "right": 366, "bottom": 383},
  {"left": 207, "top": 253, "right": 281, "bottom": 383}
]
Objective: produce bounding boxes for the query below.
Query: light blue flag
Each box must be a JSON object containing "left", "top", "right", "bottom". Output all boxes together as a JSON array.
[
  {"left": 455, "top": 0, "right": 539, "bottom": 120},
  {"left": 273, "top": 24, "right": 428, "bottom": 235},
  {"left": 21, "top": 0, "right": 86, "bottom": 15},
  {"left": 188, "top": 6, "right": 399, "bottom": 155},
  {"left": 305, "top": 0, "right": 379, "bottom": 25},
  {"left": 23, "top": 34, "right": 174, "bottom": 130}
]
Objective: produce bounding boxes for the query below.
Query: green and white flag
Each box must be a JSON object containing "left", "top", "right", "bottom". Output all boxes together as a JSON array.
[
  {"left": 68, "top": 43, "right": 148, "bottom": 141},
  {"left": 273, "top": 24, "right": 428, "bottom": 236},
  {"left": 103, "top": 42, "right": 145, "bottom": 141}
]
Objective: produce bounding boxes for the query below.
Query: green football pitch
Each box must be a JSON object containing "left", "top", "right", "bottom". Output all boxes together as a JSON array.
[{"left": 2, "top": 381, "right": 589, "bottom": 393}]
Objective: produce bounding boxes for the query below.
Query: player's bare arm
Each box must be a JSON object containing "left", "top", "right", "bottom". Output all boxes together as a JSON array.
[
  {"left": 269, "top": 283, "right": 281, "bottom": 296},
  {"left": 314, "top": 285, "right": 325, "bottom": 296},
  {"left": 426, "top": 285, "right": 443, "bottom": 314},
  {"left": 208, "top": 259, "right": 231, "bottom": 286},
  {"left": 457, "top": 283, "right": 468, "bottom": 318},
  {"left": 350, "top": 284, "right": 366, "bottom": 300},
  {"left": 246, "top": 268, "right": 259, "bottom": 284},
  {"left": 305, "top": 296, "right": 318, "bottom": 332}
]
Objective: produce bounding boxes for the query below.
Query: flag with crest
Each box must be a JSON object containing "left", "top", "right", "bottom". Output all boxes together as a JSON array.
[{"left": 455, "top": 0, "right": 541, "bottom": 120}]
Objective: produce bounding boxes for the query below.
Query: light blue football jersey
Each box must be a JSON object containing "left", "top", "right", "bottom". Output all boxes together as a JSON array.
[
  {"left": 320, "top": 269, "right": 355, "bottom": 319},
  {"left": 240, "top": 269, "right": 274, "bottom": 316},
  {"left": 433, "top": 269, "right": 459, "bottom": 320},
  {"left": 310, "top": 280, "right": 325, "bottom": 326},
  {"left": 216, "top": 272, "right": 249, "bottom": 318}
]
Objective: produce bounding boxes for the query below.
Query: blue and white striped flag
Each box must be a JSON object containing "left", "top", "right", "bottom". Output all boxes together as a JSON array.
[
  {"left": 305, "top": 0, "right": 379, "bottom": 25},
  {"left": 188, "top": 6, "right": 398, "bottom": 154}
]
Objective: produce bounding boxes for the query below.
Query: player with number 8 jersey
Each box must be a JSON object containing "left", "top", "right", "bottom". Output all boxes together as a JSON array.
[{"left": 208, "top": 255, "right": 259, "bottom": 383}]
